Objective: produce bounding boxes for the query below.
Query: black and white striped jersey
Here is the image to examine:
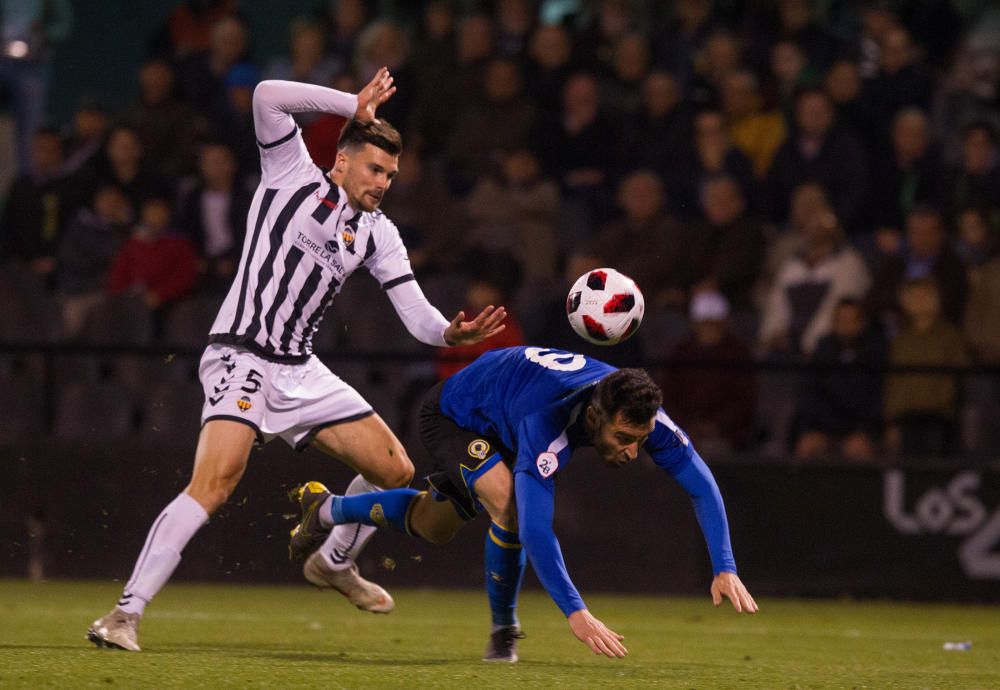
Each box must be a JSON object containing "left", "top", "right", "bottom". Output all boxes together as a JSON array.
[{"left": 209, "top": 80, "right": 450, "bottom": 363}]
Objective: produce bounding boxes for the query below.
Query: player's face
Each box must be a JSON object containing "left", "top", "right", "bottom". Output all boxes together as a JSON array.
[
  {"left": 587, "top": 407, "right": 655, "bottom": 468},
  {"left": 338, "top": 144, "right": 399, "bottom": 212}
]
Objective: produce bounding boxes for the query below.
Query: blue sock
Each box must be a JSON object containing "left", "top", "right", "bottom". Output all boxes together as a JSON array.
[
  {"left": 331, "top": 489, "right": 420, "bottom": 533},
  {"left": 484, "top": 521, "right": 526, "bottom": 628}
]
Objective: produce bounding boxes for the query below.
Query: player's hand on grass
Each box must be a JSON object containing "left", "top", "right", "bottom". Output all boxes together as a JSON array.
[
  {"left": 568, "top": 609, "right": 628, "bottom": 658},
  {"left": 355, "top": 66, "right": 396, "bottom": 123},
  {"left": 711, "top": 572, "right": 759, "bottom": 613},
  {"left": 443, "top": 305, "right": 507, "bottom": 346}
]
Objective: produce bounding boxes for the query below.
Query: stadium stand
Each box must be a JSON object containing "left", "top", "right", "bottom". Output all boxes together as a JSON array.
[{"left": 0, "top": 0, "right": 997, "bottom": 459}]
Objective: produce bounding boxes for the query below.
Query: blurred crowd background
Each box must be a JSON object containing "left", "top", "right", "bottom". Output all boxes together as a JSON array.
[{"left": 1, "top": 0, "right": 999, "bottom": 463}]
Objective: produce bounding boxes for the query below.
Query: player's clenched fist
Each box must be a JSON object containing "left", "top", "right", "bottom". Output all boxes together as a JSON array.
[{"left": 568, "top": 609, "right": 628, "bottom": 658}]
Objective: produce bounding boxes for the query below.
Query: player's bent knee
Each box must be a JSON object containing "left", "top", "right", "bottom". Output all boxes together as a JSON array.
[
  {"left": 376, "top": 454, "right": 414, "bottom": 489},
  {"left": 495, "top": 510, "right": 518, "bottom": 533},
  {"left": 397, "top": 458, "right": 416, "bottom": 487}
]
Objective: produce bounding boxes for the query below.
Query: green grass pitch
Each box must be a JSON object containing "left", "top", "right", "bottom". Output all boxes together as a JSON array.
[{"left": 0, "top": 580, "right": 997, "bottom": 689}]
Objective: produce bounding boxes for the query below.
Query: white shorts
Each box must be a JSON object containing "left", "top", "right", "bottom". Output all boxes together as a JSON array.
[{"left": 199, "top": 344, "right": 373, "bottom": 450}]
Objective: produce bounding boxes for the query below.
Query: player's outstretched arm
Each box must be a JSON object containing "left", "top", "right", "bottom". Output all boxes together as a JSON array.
[
  {"left": 443, "top": 305, "right": 507, "bottom": 346},
  {"left": 252, "top": 69, "right": 395, "bottom": 146},
  {"left": 515, "top": 469, "right": 627, "bottom": 657},
  {"left": 711, "top": 571, "right": 759, "bottom": 613},
  {"left": 568, "top": 609, "right": 628, "bottom": 658},
  {"left": 645, "top": 417, "right": 759, "bottom": 614}
]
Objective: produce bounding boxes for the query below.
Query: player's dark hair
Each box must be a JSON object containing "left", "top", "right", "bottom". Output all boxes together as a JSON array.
[
  {"left": 592, "top": 369, "right": 662, "bottom": 427},
  {"left": 337, "top": 119, "right": 402, "bottom": 156}
]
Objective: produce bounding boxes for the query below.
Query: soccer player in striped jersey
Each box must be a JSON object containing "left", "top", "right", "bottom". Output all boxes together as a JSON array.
[
  {"left": 88, "top": 68, "right": 506, "bottom": 651},
  {"left": 290, "top": 346, "right": 758, "bottom": 662}
]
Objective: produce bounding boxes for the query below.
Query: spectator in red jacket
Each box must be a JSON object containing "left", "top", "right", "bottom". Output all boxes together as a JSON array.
[
  {"left": 437, "top": 277, "right": 524, "bottom": 380},
  {"left": 107, "top": 195, "right": 198, "bottom": 311}
]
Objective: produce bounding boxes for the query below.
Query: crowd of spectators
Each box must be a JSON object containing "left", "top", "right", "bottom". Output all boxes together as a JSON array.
[{"left": 1, "top": 0, "right": 999, "bottom": 460}]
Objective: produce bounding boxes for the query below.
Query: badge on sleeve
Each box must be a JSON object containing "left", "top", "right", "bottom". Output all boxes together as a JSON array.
[{"left": 536, "top": 452, "right": 558, "bottom": 478}]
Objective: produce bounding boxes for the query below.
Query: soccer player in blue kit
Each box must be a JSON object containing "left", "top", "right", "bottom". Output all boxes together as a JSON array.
[{"left": 290, "top": 346, "right": 758, "bottom": 661}]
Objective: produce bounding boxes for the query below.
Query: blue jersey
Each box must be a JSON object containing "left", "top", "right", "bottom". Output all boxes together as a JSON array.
[{"left": 440, "top": 346, "right": 737, "bottom": 616}]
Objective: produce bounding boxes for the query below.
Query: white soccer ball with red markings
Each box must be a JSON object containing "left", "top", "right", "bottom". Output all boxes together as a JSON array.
[{"left": 566, "top": 268, "right": 644, "bottom": 346}]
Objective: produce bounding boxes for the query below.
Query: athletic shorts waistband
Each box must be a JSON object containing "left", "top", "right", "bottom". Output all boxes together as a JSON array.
[{"left": 208, "top": 333, "right": 311, "bottom": 364}]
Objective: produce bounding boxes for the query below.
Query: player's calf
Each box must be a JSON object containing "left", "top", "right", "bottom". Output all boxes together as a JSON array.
[
  {"left": 290, "top": 485, "right": 464, "bottom": 548},
  {"left": 184, "top": 459, "right": 248, "bottom": 514},
  {"left": 407, "top": 492, "right": 466, "bottom": 545},
  {"left": 326, "top": 487, "right": 422, "bottom": 533}
]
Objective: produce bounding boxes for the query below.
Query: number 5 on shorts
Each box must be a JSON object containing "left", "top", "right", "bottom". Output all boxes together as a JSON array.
[{"left": 241, "top": 369, "right": 263, "bottom": 394}]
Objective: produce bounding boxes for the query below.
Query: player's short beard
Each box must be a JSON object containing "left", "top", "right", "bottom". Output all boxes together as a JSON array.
[
  {"left": 346, "top": 184, "right": 379, "bottom": 212},
  {"left": 363, "top": 189, "right": 383, "bottom": 210}
]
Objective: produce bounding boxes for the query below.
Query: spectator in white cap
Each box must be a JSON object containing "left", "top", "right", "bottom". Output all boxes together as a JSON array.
[
  {"left": 663, "top": 291, "right": 757, "bottom": 454},
  {"left": 691, "top": 290, "right": 730, "bottom": 322}
]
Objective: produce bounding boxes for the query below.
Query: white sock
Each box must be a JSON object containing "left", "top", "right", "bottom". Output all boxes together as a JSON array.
[
  {"left": 320, "top": 475, "right": 381, "bottom": 571},
  {"left": 119, "top": 493, "right": 208, "bottom": 615},
  {"left": 318, "top": 495, "right": 334, "bottom": 529}
]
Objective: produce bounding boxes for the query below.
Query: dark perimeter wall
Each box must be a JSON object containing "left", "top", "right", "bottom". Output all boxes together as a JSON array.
[{"left": 2, "top": 437, "right": 999, "bottom": 602}]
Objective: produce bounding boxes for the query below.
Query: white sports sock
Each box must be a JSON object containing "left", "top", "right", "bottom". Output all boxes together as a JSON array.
[
  {"left": 320, "top": 475, "right": 381, "bottom": 571},
  {"left": 119, "top": 493, "right": 208, "bottom": 615},
  {"left": 318, "top": 495, "right": 334, "bottom": 529}
]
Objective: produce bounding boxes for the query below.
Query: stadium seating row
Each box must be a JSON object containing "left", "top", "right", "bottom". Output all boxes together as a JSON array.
[{"left": 3, "top": 351, "right": 998, "bottom": 456}]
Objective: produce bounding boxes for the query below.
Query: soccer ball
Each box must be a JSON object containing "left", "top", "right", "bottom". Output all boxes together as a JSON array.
[{"left": 566, "top": 268, "right": 644, "bottom": 346}]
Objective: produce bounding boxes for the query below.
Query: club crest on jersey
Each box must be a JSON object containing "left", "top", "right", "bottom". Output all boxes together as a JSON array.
[
  {"left": 536, "top": 452, "right": 558, "bottom": 478},
  {"left": 468, "top": 439, "right": 491, "bottom": 460},
  {"left": 342, "top": 228, "right": 355, "bottom": 251},
  {"left": 237, "top": 396, "right": 252, "bottom": 412}
]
